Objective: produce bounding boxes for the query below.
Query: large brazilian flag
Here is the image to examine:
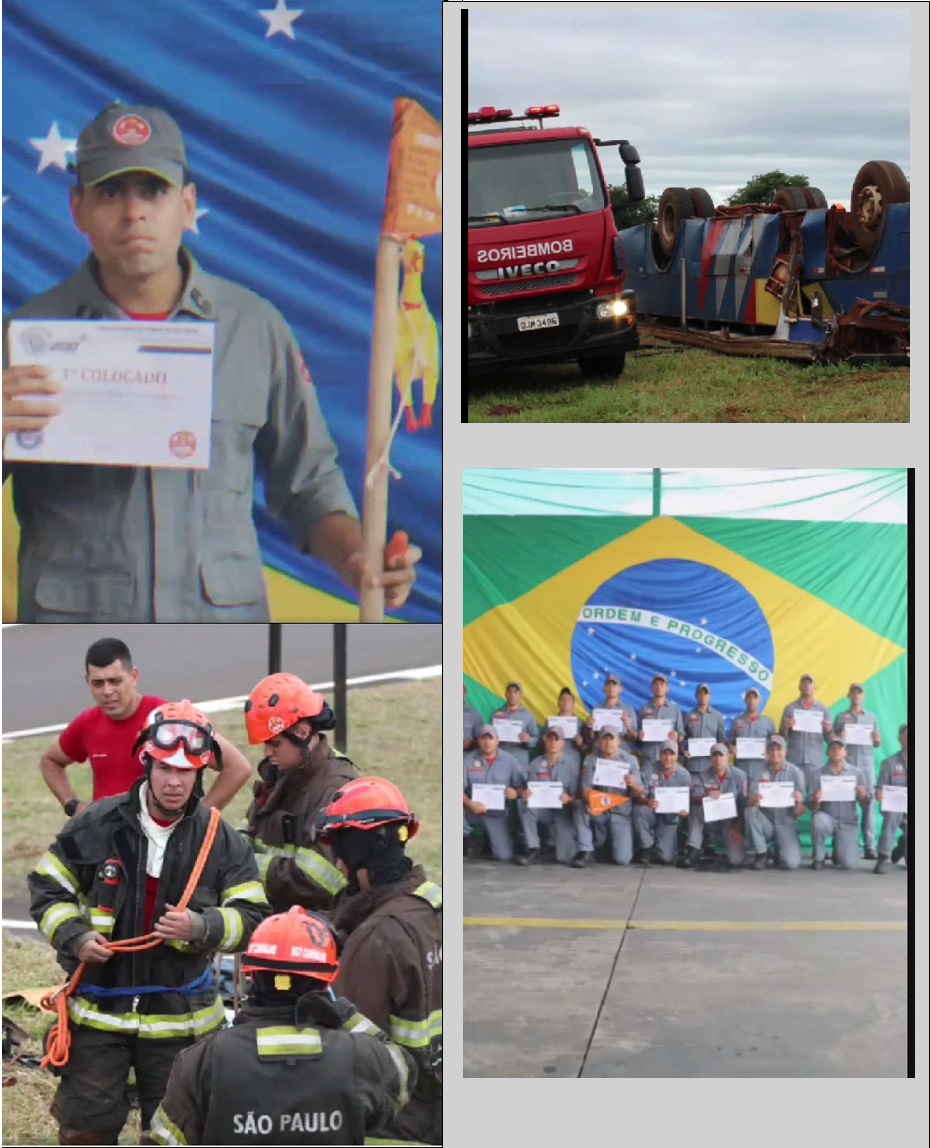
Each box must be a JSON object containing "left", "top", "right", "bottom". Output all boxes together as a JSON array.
[{"left": 464, "top": 469, "right": 908, "bottom": 791}]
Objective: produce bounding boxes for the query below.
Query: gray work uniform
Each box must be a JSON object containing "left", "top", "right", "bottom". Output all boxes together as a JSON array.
[
  {"left": 688, "top": 766, "right": 748, "bottom": 865},
  {"left": 809, "top": 764, "right": 862, "bottom": 868},
  {"left": 833, "top": 708, "right": 881, "bottom": 851},
  {"left": 875, "top": 751, "right": 908, "bottom": 858},
  {"left": 541, "top": 716, "right": 584, "bottom": 769},
  {"left": 633, "top": 763, "right": 692, "bottom": 864},
  {"left": 520, "top": 753, "right": 582, "bottom": 865},
  {"left": 683, "top": 706, "right": 727, "bottom": 774},
  {"left": 489, "top": 705, "right": 539, "bottom": 772},
  {"left": 728, "top": 712, "right": 777, "bottom": 782},
  {"left": 580, "top": 749, "right": 641, "bottom": 864},
  {"left": 463, "top": 749, "right": 525, "bottom": 862},
  {"left": 582, "top": 700, "right": 638, "bottom": 757},
  {"left": 463, "top": 704, "right": 485, "bottom": 747},
  {"left": 3, "top": 250, "right": 356, "bottom": 622},
  {"left": 743, "top": 762, "right": 807, "bottom": 869},
  {"left": 637, "top": 701, "right": 685, "bottom": 767},
  {"left": 780, "top": 699, "right": 832, "bottom": 787}
]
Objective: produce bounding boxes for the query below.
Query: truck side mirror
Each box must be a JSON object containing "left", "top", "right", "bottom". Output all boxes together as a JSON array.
[
  {"left": 625, "top": 166, "right": 645, "bottom": 204},
  {"left": 619, "top": 142, "right": 641, "bottom": 166}
]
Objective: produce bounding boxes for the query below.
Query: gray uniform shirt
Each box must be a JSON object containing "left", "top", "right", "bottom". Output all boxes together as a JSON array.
[
  {"left": 582, "top": 699, "right": 639, "bottom": 755},
  {"left": 489, "top": 705, "right": 540, "bottom": 769},
  {"left": 463, "top": 704, "right": 485, "bottom": 744},
  {"left": 638, "top": 700, "right": 686, "bottom": 765},
  {"left": 780, "top": 699, "right": 832, "bottom": 768},
  {"left": 683, "top": 706, "right": 727, "bottom": 773},
  {"left": 876, "top": 751, "right": 907, "bottom": 792},
  {"left": 541, "top": 715, "right": 584, "bottom": 768},
  {"left": 463, "top": 749, "right": 525, "bottom": 817},
  {"left": 833, "top": 708, "right": 881, "bottom": 772},
  {"left": 728, "top": 712, "right": 777, "bottom": 771},
  {"left": 526, "top": 752, "right": 581, "bottom": 799},
  {"left": 810, "top": 764, "right": 862, "bottom": 825},
  {"left": 748, "top": 762, "right": 806, "bottom": 827},
  {"left": 3, "top": 250, "right": 356, "bottom": 622}
]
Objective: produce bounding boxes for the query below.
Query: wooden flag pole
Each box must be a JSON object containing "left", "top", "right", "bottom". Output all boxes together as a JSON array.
[{"left": 359, "top": 234, "right": 403, "bottom": 622}]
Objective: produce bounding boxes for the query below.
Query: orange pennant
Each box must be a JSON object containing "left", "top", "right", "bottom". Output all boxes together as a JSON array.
[
  {"left": 382, "top": 98, "right": 442, "bottom": 238},
  {"left": 585, "top": 791, "right": 630, "bottom": 817}
]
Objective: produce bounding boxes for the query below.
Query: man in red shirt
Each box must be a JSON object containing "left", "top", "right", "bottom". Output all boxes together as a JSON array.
[{"left": 39, "top": 637, "right": 252, "bottom": 816}]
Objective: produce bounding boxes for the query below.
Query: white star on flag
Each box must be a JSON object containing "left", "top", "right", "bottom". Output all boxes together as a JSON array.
[
  {"left": 587, "top": 627, "right": 596, "bottom": 637},
  {"left": 259, "top": 0, "right": 302, "bottom": 39},
  {"left": 680, "top": 680, "right": 687, "bottom": 688},
  {"left": 582, "top": 681, "right": 588, "bottom": 688},
  {"left": 629, "top": 653, "right": 636, "bottom": 660},
  {"left": 30, "top": 122, "right": 77, "bottom": 174},
  {"left": 670, "top": 670, "right": 677, "bottom": 677},
  {"left": 190, "top": 207, "right": 210, "bottom": 234},
  {"left": 592, "top": 671, "right": 601, "bottom": 680},
  {"left": 701, "top": 617, "right": 708, "bottom": 625}
]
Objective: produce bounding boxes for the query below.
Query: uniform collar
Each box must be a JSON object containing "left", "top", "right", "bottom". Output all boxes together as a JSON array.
[{"left": 72, "top": 248, "right": 214, "bottom": 320}]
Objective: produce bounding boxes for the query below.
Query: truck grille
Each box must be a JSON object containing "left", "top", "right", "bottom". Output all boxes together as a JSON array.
[{"left": 483, "top": 273, "right": 578, "bottom": 296}]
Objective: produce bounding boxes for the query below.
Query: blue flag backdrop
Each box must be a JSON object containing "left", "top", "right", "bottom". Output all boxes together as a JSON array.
[{"left": 2, "top": 0, "right": 441, "bottom": 621}]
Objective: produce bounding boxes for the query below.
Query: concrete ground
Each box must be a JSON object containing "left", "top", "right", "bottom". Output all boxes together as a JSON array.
[{"left": 464, "top": 854, "right": 908, "bottom": 1077}]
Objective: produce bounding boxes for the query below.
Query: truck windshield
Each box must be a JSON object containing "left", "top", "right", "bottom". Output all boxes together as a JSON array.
[{"left": 468, "top": 137, "right": 607, "bottom": 227}]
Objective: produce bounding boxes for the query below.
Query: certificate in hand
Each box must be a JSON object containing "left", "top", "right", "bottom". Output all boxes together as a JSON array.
[
  {"left": 593, "top": 707, "right": 624, "bottom": 731},
  {"left": 688, "top": 737, "right": 715, "bottom": 757},
  {"left": 791, "top": 708, "right": 824, "bottom": 735},
  {"left": 758, "top": 781, "right": 795, "bottom": 809},
  {"left": 642, "top": 719, "right": 672, "bottom": 742},
  {"left": 527, "top": 781, "right": 565, "bottom": 810},
  {"left": 736, "top": 737, "right": 767, "bottom": 759},
  {"left": 548, "top": 717, "right": 578, "bottom": 740},
  {"left": 702, "top": 792, "right": 737, "bottom": 822},
  {"left": 842, "top": 724, "right": 874, "bottom": 747},
  {"left": 654, "top": 786, "right": 690, "bottom": 815},
  {"left": 5, "top": 319, "right": 215, "bottom": 468},
  {"left": 492, "top": 719, "right": 524, "bottom": 742},
  {"left": 471, "top": 783, "right": 506, "bottom": 811},
  {"left": 819, "top": 774, "right": 856, "bottom": 802},
  {"left": 880, "top": 787, "right": 907, "bottom": 814},
  {"left": 592, "top": 758, "right": 630, "bottom": 789}
]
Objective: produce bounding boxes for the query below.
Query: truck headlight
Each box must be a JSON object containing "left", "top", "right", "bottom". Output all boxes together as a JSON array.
[{"left": 596, "top": 298, "right": 630, "bottom": 320}]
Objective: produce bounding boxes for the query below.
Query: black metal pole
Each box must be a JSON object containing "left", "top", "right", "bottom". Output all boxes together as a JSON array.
[
  {"left": 333, "top": 624, "right": 348, "bottom": 753},
  {"left": 268, "top": 624, "right": 283, "bottom": 674}
]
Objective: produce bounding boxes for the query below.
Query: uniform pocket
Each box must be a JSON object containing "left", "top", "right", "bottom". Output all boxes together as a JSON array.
[{"left": 35, "top": 569, "right": 136, "bottom": 616}]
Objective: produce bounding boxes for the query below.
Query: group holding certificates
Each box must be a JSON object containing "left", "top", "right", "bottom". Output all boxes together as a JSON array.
[{"left": 464, "top": 675, "right": 908, "bottom": 875}]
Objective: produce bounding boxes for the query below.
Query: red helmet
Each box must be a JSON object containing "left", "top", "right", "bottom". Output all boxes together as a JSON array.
[
  {"left": 241, "top": 906, "right": 339, "bottom": 983},
  {"left": 244, "top": 673, "right": 332, "bottom": 745},
  {"left": 317, "top": 777, "right": 419, "bottom": 844},
  {"left": 137, "top": 701, "right": 215, "bottom": 770}
]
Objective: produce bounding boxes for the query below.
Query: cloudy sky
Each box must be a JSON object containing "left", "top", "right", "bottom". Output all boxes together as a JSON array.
[{"left": 466, "top": 2, "right": 913, "bottom": 207}]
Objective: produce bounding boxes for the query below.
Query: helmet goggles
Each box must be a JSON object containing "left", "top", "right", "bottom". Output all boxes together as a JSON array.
[{"left": 149, "top": 719, "right": 212, "bottom": 756}]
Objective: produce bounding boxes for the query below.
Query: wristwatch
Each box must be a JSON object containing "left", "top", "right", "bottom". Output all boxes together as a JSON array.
[{"left": 64, "top": 799, "right": 81, "bottom": 817}]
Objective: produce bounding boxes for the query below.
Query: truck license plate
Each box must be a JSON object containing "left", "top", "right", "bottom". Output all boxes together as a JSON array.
[{"left": 517, "top": 313, "right": 559, "bottom": 332}]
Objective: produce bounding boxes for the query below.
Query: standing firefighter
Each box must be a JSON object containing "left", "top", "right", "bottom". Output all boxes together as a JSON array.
[
  {"left": 149, "top": 906, "right": 415, "bottom": 1146},
  {"left": 27, "top": 701, "right": 269, "bottom": 1146},
  {"left": 320, "top": 778, "right": 442, "bottom": 1146},
  {"left": 244, "top": 673, "right": 357, "bottom": 912}
]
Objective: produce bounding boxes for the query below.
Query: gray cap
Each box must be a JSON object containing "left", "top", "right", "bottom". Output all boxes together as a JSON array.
[
  {"left": 827, "top": 734, "right": 845, "bottom": 746},
  {"left": 799, "top": 673, "right": 815, "bottom": 684},
  {"left": 476, "top": 724, "right": 498, "bottom": 738},
  {"left": 695, "top": 683, "right": 710, "bottom": 694},
  {"left": 605, "top": 674, "right": 621, "bottom": 685},
  {"left": 543, "top": 726, "right": 564, "bottom": 739},
  {"left": 506, "top": 681, "right": 522, "bottom": 691},
  {"left": 76, "top": 104, "right": 188, "bottom": 187},
  {"left": 652, "top": 673, "right": 668, "bottom": 684},
  {"left": 710, "top": 743, "right": 729, "bottom": 757},
  {"left": 599, "top": 725, "right": 620, "bottom": 738},
  {"left": 659, "top": 739, "right": 678, "bottom": 754},
  {"left": 745, "top": 686, "right": 761, "bottom": 698},
  {"left": 768, "top": 734, "right": 786, "bottom": 748}
]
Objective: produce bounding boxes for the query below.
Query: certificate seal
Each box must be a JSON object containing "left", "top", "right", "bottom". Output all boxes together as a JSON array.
[
  {"left": 15, "top": 430, "right": 44, "bottom": 450},
  {"left": 169, "top": 431, "right": 197, "bottom": 459}
]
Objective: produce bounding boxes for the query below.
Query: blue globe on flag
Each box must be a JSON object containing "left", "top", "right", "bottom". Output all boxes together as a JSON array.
[{"left": 570, "top": 558, "right": 775, "bottom": 718}]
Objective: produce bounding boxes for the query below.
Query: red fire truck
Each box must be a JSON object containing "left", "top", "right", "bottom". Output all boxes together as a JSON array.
[{"left": 467, "top": 104, "right": 644, "bottom": 378}]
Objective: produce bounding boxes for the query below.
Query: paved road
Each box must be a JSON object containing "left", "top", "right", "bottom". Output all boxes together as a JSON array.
[
  {"left": 2, "top": 623, "right": 441, "bottom": 732},
  {"left": 465, "top": 859, "right": 909, "bottom": 1077}
]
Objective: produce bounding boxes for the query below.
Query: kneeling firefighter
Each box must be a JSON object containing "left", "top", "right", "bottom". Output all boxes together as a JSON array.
[{"left": 149, "top": 905, "right": 416, "bottom": 1146}]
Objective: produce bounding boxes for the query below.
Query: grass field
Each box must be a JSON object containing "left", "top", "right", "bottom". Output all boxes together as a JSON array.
[
  {"left": 467, "top": 344, "right": 909, "bottom": 422},
  {"left": 1, "top": 679, "right": 440, "bottom": 1146}
]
